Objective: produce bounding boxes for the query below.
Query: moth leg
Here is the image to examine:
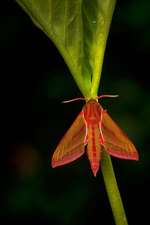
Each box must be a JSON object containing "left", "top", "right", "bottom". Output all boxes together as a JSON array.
[
  {"left": 81, "top": 111, "right": 88, "bottom": 145},
  {"left": 84, "top": 122, "right": 88, "bottom": 145},
  {"left": 99, "top": 109, "right": 106, "bottom": 145},
  {"left": 84, "top": 134, "right": 88, "bottom": 145}
]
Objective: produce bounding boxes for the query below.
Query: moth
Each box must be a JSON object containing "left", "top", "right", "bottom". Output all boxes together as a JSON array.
[{"left": 51, "top": 95, "right": 139, "bottom": 176}]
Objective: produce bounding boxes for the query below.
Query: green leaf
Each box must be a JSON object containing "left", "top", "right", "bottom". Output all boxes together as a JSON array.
[{"left": 16, "top": 0, "right": 116, "bottom": 98}]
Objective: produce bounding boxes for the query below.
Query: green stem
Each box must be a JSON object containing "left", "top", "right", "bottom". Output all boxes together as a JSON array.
[{"left": 101, "top": 151, "right": 128, "bottom": 225}]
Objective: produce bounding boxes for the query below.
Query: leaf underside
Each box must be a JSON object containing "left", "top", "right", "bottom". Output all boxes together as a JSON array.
[{"left": 16, "top": 0, "right": 116, "bottom": 97}]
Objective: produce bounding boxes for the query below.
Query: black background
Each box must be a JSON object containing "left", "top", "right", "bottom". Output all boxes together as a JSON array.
[{"left": 1, "top": 0, "right": 150, "bottom": 224}]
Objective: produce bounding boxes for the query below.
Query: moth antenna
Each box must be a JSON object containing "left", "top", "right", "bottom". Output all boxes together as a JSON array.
[
  {"left": 96, "top": 94, "right": 119, "bottom": 99},
  {"left": 62, "top": 97, "right": 85, "bottom": 104},
  {"left": 62, "top": 95, "right": 119, "bottom": 103}
]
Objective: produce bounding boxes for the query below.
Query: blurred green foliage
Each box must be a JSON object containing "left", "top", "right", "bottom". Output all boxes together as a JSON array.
[{"left": 1, "top": 0, "right": 150, "bottom": 225}]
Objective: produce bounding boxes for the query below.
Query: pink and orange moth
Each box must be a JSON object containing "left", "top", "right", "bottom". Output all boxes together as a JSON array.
[{"left": 51, "top": 95, "right": 139, "bottom": 176}]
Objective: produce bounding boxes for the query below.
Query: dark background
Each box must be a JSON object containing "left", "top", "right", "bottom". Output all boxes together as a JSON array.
[{"left": 1, "top": 0, "right": 150, "bottom": 224}]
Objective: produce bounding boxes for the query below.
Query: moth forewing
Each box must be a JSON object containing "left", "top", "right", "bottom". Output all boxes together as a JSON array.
[{"left": 51, "top": 112, "right": 86, "bottom": 167}]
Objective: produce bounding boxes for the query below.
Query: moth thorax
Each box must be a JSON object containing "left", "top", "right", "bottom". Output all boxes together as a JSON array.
[{"left": 83, "top": 101, "right": 101, "bottom": 124}]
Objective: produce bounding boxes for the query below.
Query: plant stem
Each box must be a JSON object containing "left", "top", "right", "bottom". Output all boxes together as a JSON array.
[{"left": 101, "top": 151, "right": 128, "bottom": 225}]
